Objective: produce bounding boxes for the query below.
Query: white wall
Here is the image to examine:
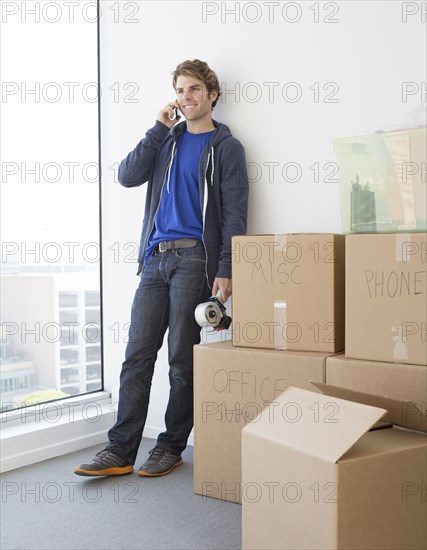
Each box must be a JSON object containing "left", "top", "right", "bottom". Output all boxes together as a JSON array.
[{"left": 100, "top": 1, "right": 426, "bottom": 439}]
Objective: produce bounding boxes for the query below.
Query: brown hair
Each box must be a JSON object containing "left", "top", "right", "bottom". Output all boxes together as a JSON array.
[{"left": 172, "top": 59, "right": 221, "bottom": 109}]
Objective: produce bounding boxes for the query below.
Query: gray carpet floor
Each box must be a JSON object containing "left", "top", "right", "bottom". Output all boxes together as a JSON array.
[{"left": 0, "top": 438, "right": 241, "bottom": 550}]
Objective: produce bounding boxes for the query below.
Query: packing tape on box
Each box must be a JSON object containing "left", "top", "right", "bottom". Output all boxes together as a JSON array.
[
  {"left": 395, "top": 233, "right": 411, "bottom": 262},
  {"left": 274, "top": 300, "right": 287, "bottom": 350},
  {"left": 273, "top": 234, "right": 288, "bottom": 350},
  {"left": 391, "top": 322, "right": 409, "bottom": 362},
  {"left": 275, "top": 233, "right": 287, "bottom": 255}
]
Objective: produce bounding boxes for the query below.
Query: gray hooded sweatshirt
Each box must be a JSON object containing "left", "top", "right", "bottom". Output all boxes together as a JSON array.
[{"left": 118, "top": 119, "right": 249, "bottom": 288}]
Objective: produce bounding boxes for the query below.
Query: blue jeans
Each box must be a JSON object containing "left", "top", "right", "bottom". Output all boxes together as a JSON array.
[{"left": 106, "top": 242, "right": 210, "bottom": 464}]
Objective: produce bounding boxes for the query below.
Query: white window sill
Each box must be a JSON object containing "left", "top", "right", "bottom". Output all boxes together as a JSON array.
[{"left": 0, "top": 392, "right": 116, "bottom": 473}]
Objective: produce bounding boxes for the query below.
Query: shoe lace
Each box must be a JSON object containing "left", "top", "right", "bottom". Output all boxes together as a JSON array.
[
  {"left": 94, "top": 449, "right": 114, "bottom": 464},
  {"left": 148, "top": 447, "right": 166, "bottom": 460}
]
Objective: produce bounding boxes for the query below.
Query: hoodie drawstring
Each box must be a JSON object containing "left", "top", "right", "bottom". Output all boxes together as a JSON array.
[
  {"left": 204, "top": 146, "right": 215, "bottom": 188},
  {"left": 210, "top": 146, "right": 215, "bottom": 186},
  {"left": 166, "top": 141, "right": 177, "bottom": 193}
]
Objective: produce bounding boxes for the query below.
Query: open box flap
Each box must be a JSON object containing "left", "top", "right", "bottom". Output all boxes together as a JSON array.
[
  {"left": 244, "top": 386, "right": 387, "bottom": 463},
  {"left": 311, "top": 381, "right": 427, "bottom": 433}
]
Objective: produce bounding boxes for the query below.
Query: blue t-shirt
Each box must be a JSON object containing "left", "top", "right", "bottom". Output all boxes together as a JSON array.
[{"left": 145, "top": 129, "right": 215, "bottom": 261}]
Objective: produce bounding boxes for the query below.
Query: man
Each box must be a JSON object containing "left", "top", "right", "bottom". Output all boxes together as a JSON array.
[{"left": 75, "top": 59, "right": 249, "bottom": 477}]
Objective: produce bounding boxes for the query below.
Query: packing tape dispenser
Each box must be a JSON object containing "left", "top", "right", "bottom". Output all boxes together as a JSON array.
[{"left": 194, "top": 290, "right": 232, "bottom": 331}]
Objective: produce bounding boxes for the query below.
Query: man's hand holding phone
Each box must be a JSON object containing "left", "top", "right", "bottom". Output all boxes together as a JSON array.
[{"left": 157, "top": 102, "right": 181, "bottom": 129}]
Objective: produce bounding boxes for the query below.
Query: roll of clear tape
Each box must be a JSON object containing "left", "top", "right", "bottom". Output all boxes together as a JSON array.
[{"left": 194, "top": 301, "right": 222, "bottom": 327}]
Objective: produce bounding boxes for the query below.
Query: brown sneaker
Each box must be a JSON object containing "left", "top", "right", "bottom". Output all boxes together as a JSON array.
[
  {"left": 74, "top": 449, "right": 134, "bottom": 476},
  {"left": 137, "top": 446, "right": 183, "bottom": 477}
]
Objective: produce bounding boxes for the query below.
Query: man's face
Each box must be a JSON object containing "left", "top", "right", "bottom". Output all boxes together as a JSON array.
[{"left": 175, "top": 75, "right": 218, "bottom": 123}]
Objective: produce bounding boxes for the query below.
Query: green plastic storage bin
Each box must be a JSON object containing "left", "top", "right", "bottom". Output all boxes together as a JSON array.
[{"left": 332, "top": 127, "right": 426, "bottom": 233}]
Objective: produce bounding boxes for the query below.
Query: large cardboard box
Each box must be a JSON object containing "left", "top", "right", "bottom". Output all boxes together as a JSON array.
[
  {"left": 232, "top": 234, "right": 345, "bottom": 352},
  {"left": 326, "top": 354, "right": 427, "bottom": 417},
  {"left": 193, "top": 340, "right": 329, "bottom": 503},
  {"left": 346, "top": 233, "right": 427, "bottom": 365},
  {"left": 242, "top": 386, "right": 427, "bottom": 550}
]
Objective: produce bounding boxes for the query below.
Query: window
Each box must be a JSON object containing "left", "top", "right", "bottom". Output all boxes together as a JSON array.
[
  {"left": 59, "top": 292, "right": 79, "bottom": 308},
  {"left": 85, "top": 290, "right": 100, "bottom": 307},
  {"left": 0, "top": 1, "right": 102, "bottom": 411}
]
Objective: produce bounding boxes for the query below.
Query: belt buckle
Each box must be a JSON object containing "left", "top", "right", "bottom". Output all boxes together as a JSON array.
[{"left": 159, "top": 241, "right": 168, "bottom": 253}]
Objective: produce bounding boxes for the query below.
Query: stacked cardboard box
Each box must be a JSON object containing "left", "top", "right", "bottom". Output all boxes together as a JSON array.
[
  {"left": 232, "top": 234, "right": 345, "bottom": 353},
  {"left": 345, "top": 233, "right": 426, "bottom": 365},
  {"left": 193, "top": 341, "right": 330, "bottom": 503},
  {"left": 193, "top": 233, "right": 346, "bottom": 503},
  {"left": 326, "top": 354, "right": 427, "bottom": 419}
]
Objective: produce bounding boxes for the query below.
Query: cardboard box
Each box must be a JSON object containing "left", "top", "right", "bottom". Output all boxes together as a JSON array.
[
  {"left": 193, "top": 340, "right": 329, "bottom": 503},
  {"left": 346, "top": 233, "right": 427, "bottom": 365},
  {"left": 312, "top": 380, "right": 427, "bottom": 433},
  {"left": 326, "top": 354, "right": 427, "bottom": 417},
  {"left": 242, "top": 386, "right": 427, "bottom": 550},
  {"left": 232, "top": 234, "right": 345, "bottom": 352},
  {"left": 332, "top": 127, "right": 427, "bottom": 233}
]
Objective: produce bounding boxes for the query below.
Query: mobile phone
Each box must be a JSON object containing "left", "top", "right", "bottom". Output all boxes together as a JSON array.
[{"left": 169, "top": 107, "right": 180, "bottom": 121}]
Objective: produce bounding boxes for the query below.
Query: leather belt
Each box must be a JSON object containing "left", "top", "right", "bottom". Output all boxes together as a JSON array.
[{"left": 156, "top": 238, "right": 198, "bottom": 253}]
